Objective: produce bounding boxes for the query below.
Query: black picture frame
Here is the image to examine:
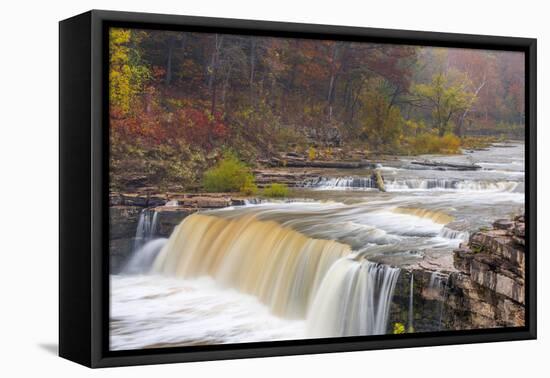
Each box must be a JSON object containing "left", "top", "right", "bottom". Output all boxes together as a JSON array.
[{"left": 59, "top": 9, "right": 537, "bottom": 368}]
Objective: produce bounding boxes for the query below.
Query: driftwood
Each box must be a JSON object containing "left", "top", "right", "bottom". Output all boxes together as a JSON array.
[
  {"left": 410, "top": 160, "right": 481, "bottom": 171},
  {"left": 373, "top": 169, "right": 386, "bottom": 192}
]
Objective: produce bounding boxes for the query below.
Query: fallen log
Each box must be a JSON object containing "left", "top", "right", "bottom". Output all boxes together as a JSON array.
[{"left": 410, "top": 160, "right": 481, "bottom": 171}]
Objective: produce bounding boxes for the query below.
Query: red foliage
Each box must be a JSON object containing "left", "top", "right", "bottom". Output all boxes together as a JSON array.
[{"left": 111, "top": 98, "right": 229, "bottom": 150}]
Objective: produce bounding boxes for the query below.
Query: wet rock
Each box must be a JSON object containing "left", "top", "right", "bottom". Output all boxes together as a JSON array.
[
  {"left": 254, "top": 169, "right": 320, "bottom": 188},
  {"left": 514, "top": 222, "right": 525, "bottom": 238},
  {"left": 110, "top": 206, "right": 142, "bottom": 239},
  {"left": 110, "top": 192, "right": 167, "bottom": 207},
  {"left": 110, "top": 238, "right": 134, "bottom": 273},
  {"left": 448, "top": 214, "right": 526, "bottom": 328},
  {"left": 493, "top": 219, "right": 515, "bottom": 231},
  {"left": 514, "top": 214, "right": 525, "bottom": 223}
]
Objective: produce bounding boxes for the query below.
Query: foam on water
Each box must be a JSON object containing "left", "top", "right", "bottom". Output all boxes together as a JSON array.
[{"left": 110, "top": 275, "right": 304, "bottom": 350}]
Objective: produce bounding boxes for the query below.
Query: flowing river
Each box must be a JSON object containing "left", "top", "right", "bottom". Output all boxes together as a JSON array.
[{"left": 110, "top": 142, "right": 524, "bottom": 350}]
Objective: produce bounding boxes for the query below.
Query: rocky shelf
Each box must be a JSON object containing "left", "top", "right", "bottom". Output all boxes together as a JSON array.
[{"left": 267, "top": 156, "right": 375, "bottom": 169}]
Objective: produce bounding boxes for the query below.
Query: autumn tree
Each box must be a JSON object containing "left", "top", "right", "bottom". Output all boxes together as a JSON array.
[
  {"left": 109, "top": 28, "right": 149, "bottom": 115},
  {"left": 413, "top": 73, "right": 475, "bottom": 136}
]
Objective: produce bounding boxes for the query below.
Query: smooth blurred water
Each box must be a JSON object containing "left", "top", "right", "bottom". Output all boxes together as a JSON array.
[{"left": 110, "top": 142, "right": 525, "bottom": 350}]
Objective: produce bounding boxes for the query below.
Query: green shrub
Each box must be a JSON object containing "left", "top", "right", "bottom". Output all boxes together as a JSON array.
[
  {"left": 203, "top": 153, "right": 256, "bottom": 193},
  {"left": 263, "top": 183, "right": 289, "bottom": 198},
  {"left": 405, "top": 132, "right": 461, "bottom": 155},
  {"left": 240, "top": 175, "right": 258, "bottom": 195}
]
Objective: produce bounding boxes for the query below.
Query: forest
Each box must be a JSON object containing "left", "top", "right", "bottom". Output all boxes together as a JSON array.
[{"left": 109, "top": 28, "right": 525, "bottom": 192}]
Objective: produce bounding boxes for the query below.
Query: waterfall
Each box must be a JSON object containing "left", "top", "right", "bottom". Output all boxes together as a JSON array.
[
  {"left": 132, "top": 209, "right": 159, "bottom": 252},
  {"left": 392, "top": 207, "right": 454, "bottom": 224},
  {"left": 153, "top": 213, "right": 351, "bottom": 318},
  {"left": 306, "top": 258, "right": 400, "bottom": 337},
  {"left": 438, "top": 226, "right": 469, "bottom": 241},
  {"left": 408, "top": 273, "right": 414, "bottom": 332},
  {"left": 152, "top": 212, "right": 401, "bottom": 336},
  {"left": 304, "top": 176, "right": 377, "bottom": 190},
  {"left": 428, "top": 271, "right": 441, "bottom": 290},
  {"left": 385, "top": 179, "right": 518, "bottom": 192},
  {"left": 124, "top": 238, "right": 168, "bottom": 274},
  {"left": 304, "top": 177, "right": 518, "bottom": 192}
]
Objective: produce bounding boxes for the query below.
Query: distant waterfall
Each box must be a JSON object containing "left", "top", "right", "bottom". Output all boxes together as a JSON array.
[
  {"left": 306, "top": 258, "right": 400, "bottom": 337},
  {"left": 304, "top": 177, "right": 518, "bottom": 192},
  {"left": 385, "top": 179, "right": 518, "bottom": 192},
  {"left": 438, "top": 227, "right": 469, "bottom": 241},
  {"left": 304, "top": 176, "right": 377, "bottom": 190}
]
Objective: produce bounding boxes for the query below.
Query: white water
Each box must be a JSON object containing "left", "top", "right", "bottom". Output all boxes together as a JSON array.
[
  {"left": 305, "top": 176, "right": 377, "bottom": 190},
  {"left": 110, "top": 142, "right": 525, "bottom": 350},
  {"left": 124, "top": 238, "right": 167, "bottom": 274},
  {"left": 306, "top": 258, "right": 400, "bottom": 337},
  {"left": 132, "top": 209, "right": 159, "bottom": 252},
  {"left": 110, "top": 275, "right": 304, "bottom": 350}
]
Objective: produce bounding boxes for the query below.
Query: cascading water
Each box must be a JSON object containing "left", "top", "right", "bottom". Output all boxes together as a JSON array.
[
  {"left": 123, "top": 208, "right": 163, "bottom": 274},
  {"left": 110, "top": 142, "right": 525, "bottom": 350},
  {"left": 124, "top": 238, "right": 167, "bottom": 274},
  {"left": 304, "top": 176, "right": 377, "bottom": 190},
  {"left": 438, "top": 227, "right": 469, "bottom": 241},
  {"left": 306, "top": 258, "right": 400, "bottom": 337},
  {"left": 133, "top": 209, "right": 159, "bottom": 252},
  {"left": 154, "top": 213, "right": 351, "bottom": 319},
  {"left": 383, "top": 179, "right": 518, "bottom": 192},
  {"left": 304, "top": 176, "right": 519, "bottom": 193},
  {"left": 151, "top": 212, "right": 402, "bottom": 336}
]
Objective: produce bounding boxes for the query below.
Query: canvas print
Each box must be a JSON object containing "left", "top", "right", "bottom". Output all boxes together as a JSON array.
[{"left": 108, "top": 27, "right": 526, "bottom": 351}]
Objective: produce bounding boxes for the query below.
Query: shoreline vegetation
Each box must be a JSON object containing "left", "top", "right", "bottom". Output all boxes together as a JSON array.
[
  {"left": 111, "top": 135, "right": 517, "bottom": 195},
  {"left": 109, "top": 28, "right": 524, "bottom": 194}
]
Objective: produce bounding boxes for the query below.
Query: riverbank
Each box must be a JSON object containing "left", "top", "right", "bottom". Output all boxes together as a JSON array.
[{"left": 110, "top": 141, "right": 525, "bottom": 347}]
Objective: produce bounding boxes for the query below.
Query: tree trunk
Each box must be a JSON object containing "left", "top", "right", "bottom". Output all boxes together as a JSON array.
[
  {"left": 209, "top": 35, "right": 223, "bottom": 116},
  {"left": 456, "top": 77, "right": 486, "bottom": 136},
  {"left": 249, "top": 39, "right": 257, "bottom": 107},
  {"left": 165, "top": 38, "right": 175, "bottom": 86},
  {"left": 326, "top": 43, "right": 339, "bottom": 121}
]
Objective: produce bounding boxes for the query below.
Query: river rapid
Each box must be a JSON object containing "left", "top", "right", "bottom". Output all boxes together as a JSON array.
[{"left": 110, "top": 142, "right": 525, "bottom": 350}]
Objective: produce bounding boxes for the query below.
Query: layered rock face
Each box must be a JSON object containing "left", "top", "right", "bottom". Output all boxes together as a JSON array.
[
  {"left": 447, "top": 214, "right": 526, "bottom": 329},
  {"left": 388, "top": 214, "right": 526, "bottom": 334}
]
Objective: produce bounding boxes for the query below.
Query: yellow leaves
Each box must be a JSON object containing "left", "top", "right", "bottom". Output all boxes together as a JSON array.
[
  {"left": 393, "top": 322, "right": 405, "bottom": 334},
  {"left": 308, "top": 146, "right": 316, "bottom": 161},
  {"left": 110, "top": 29, "right": 131, "bottom": 44},
  {"left": 404, "top": 132, "right": 461, "bottom": 155},
  {"left": 109, "top": 28, "right": 150, "bottom": 115}
]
